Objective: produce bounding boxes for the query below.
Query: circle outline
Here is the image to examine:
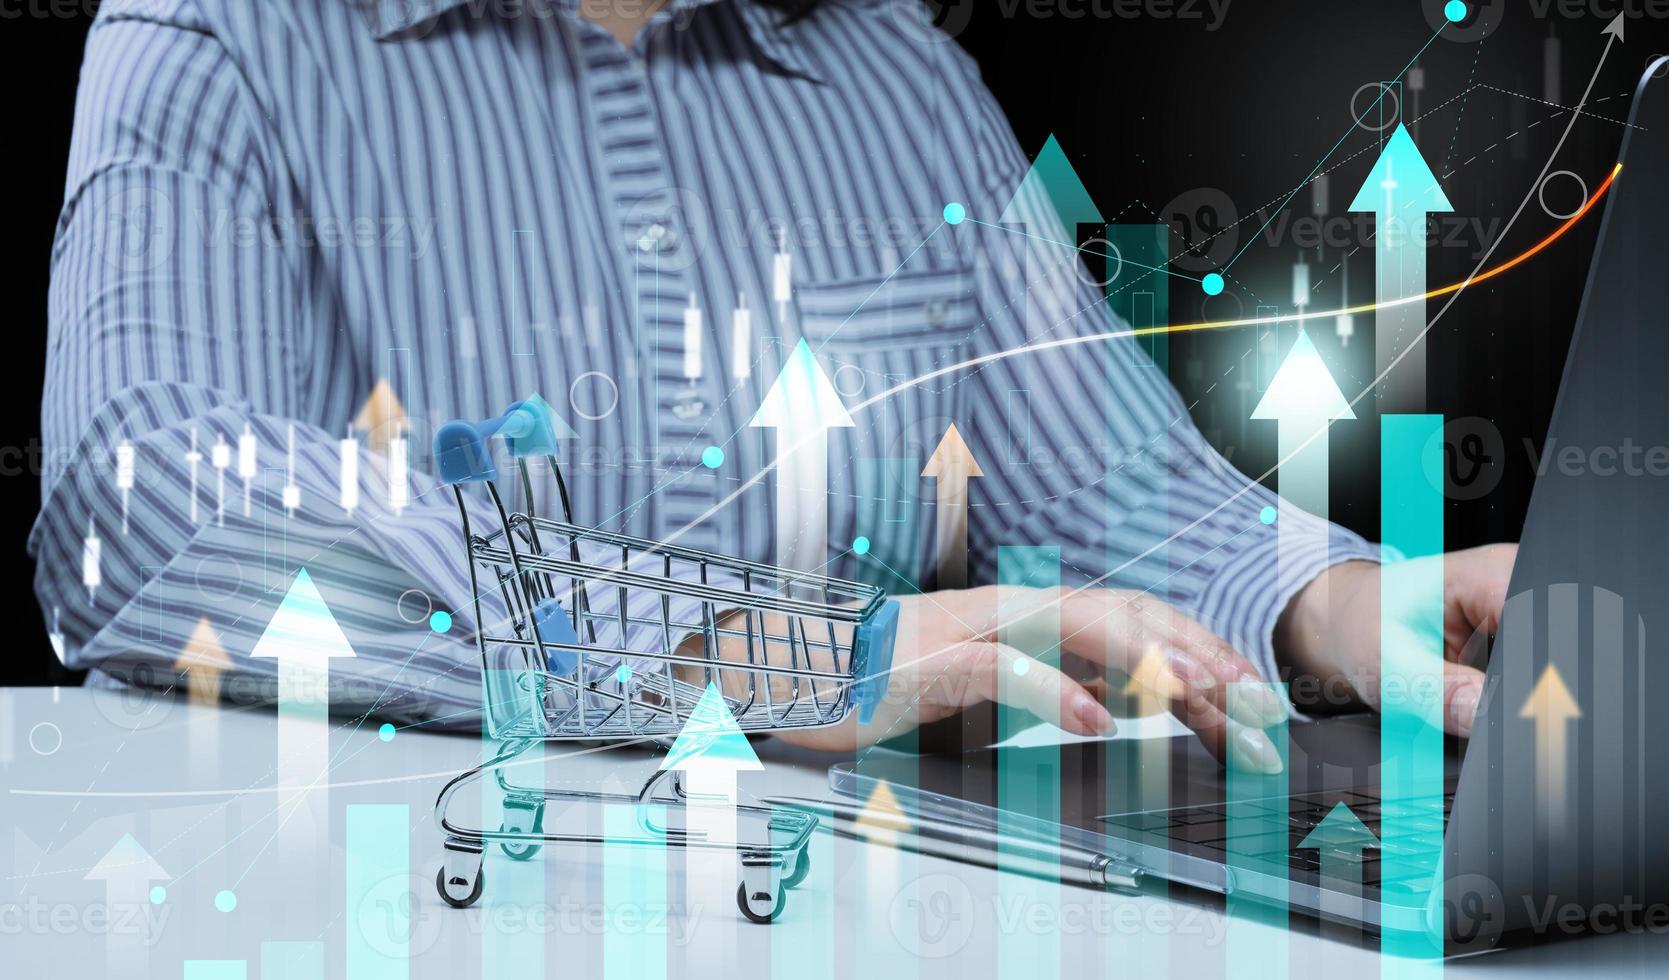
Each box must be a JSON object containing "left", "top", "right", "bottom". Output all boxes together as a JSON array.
[
  {"left": 395, "top": 588, "right": 433, "bottom": 625},
  {"left": 1537, "top": 169, "right": 1588, "bottom": 221},
  {"left": 569, "top": 371, "right": 620, "bottom": 422},
  {"left": 28, "top": 722, "right": 63, "bottom": 757},
  {"left": 1072, "top": 237, "right": 1124, "bottom": 289},
  {"left": 1350, "top": 82, "right": 1403, "bottom": 134},
  {"left": 832, "top": 363, "right": 867, "bottom": 398}
]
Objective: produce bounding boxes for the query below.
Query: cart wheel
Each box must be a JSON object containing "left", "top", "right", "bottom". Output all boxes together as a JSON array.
[
  {"left": 499, "top": 835, "right": 542, "bottom": 861},
  {"left": 437, "top": 865, "right": 485, "bottom": 909},
  {"left": 737, "top": 881, "right": 786, "bottom": 924},
  {"left": 498, "top": 802, "right": 544, "bottom": 861},
  {"left": 781, "top": 848, "right": 811, "bottom": 890}
]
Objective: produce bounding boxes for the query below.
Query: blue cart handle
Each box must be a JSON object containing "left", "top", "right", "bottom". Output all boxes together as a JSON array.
[
  {"left": 848, "top": 600, "right": 900, "bottom": 726},
  {"left": 433, "top": 394, "right": 563, "bottom": 485}
]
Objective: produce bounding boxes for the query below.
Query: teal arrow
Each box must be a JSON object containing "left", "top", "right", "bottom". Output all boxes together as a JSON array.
[
  {"left": 998, "top": 134, "right": 1105, "bottom": 231},
  {"left": 502, "top": 391, "right": 577, "bottom": 457},
  {"left": 1295, "top": 802, "right": 1380, "bottom": 937},
  {"left": 1296, "top": 802, "right": 1380, "bottom": 898},
  {"left": 1350, "top": 125, "right": 1452, "bottom": 412},
  {"left": 660, "top": 682, "right": 763, "bottom": 775},
  {"left": 997, "top": 136, "right": 1105, "bottom": 477}
]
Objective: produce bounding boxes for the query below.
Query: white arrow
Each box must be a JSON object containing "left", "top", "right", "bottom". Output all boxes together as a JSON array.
[
  {"left": 84, "top": 834, "right": 169, "bottom": 980},
  {"left": 921, "top": 423, "right": 984, "bottom": 590},
  {"left": 249, "top": 568, "right": 356, "bottom": 880},
  {"left": 661, "top": 683, "right": 763, "bottom": 932},
  {"left": 1252, "top": 329, "right": 1354, "bottom": 594},
  {"left": 750, "top": 339, "right": 854, "bottom": 573}
]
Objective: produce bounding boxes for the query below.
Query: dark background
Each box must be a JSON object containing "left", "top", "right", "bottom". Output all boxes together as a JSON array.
[{"left": 2, "top": 0, "right": 1663, "bottom": 685}]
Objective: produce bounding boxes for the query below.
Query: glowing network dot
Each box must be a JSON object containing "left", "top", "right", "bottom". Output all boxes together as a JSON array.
[
  {"left": 1012, "top": 658, "right": 1031, "bottom": 677},
  {"left": 429, "top": 610, "right": 452, "bottom": 634},
  {"left": 615, "top": 664, "right": 633, "bottom": 685},
  {"left": 1260, "top": 506, "right": 1278, "bottom": 526},
  {"left": 148, "top": 886, "right": 166, "bottom": 905},
  {"left": 1443, "top": 0, "right": 1467, "bottom": 23},
  {"left": 701, "top": 445, "right": 725, "bottom": 469},
  {"left": 214, "top": 890, "right": 237, "bottom": 913},
  {"left": 378, "top": 723, "right": 396, "bottom": 742},
  {"left": 852, "top": 536, "right": 871, "bottom": 555},
  {"left": 1202, "top": 272, "right": 1225, "bottom": 296},
  {"left": 942, "top": 202, "right": 966, "bottom": 225}
]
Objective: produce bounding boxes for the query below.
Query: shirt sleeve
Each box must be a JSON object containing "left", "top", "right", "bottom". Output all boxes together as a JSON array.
[
  {"left": 31, "top": 6, "right": 681, "bottom": 730},
  {"left": 935, "top": 47, "right": 1380, "bottom": 702}
]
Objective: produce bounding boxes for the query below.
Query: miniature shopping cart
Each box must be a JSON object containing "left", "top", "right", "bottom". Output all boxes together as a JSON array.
[{"left": 428, "top": 396, "right": 899, "bottom": 922}]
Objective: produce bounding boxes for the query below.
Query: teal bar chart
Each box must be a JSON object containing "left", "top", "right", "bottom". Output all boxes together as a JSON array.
[{"left": 346, "top": 804, "right": 410, "bottom": 980}]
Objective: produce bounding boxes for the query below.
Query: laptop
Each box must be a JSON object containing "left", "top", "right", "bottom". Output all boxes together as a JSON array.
[{"left": 829, "top": 56, "right": 1669, "bottom": 955}]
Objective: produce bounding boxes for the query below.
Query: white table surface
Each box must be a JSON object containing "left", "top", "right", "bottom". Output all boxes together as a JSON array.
[{"left": 2, "top": 686, "right": 1663, "bottom": 978}]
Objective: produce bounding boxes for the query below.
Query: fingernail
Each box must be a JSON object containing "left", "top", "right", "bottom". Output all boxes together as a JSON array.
[
  {"left": 1230, "top": 726, "right": 1284, "bottom": 775},
  {"left": 1163, "top": 646, "right": 1216, "bottom": 692},
  {"left": 1450, "top": 682, "right": 1481, "bottom": 738},
  {"left": 1076, "top": 697, "right": 1116, "bottom": 737},
  {"left": 1227, "top": 682, "right": 1288, "bottom": 728}
]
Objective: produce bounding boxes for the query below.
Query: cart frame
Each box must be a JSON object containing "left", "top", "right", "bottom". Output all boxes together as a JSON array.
[{"left": 429, "top": 398, "right": 898, "bottom": 922}]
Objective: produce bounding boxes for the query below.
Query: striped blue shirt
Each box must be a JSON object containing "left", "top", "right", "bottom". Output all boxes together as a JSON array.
[{"left": 35, "top": 0, "right": 1373, "bottom": 727}]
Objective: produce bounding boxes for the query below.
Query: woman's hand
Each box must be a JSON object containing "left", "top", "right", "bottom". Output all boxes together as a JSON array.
[
  {"left": 1275, "top": 545, "right": 1517, "bottom": 735},
  {"left": 764, "top": 586, "right": 1290, "bottom": 772}
]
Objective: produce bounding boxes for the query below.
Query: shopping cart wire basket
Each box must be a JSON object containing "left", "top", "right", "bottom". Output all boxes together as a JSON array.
[{"left": 428, "top": 395, "right": 900, "bottom": 922}]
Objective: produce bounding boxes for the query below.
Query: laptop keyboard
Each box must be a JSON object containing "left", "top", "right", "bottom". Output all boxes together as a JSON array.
[{"left": 1100, "top": 789, "right": 1455, "bottom": 892}]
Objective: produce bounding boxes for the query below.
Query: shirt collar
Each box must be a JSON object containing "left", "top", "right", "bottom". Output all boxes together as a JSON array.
[{"left": 360, "top": 0, "right": 822, "bottom": 82}]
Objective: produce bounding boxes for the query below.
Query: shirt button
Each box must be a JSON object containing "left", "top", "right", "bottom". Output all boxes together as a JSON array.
[{"left": 637, "top": 222, "right": 678, "bottom": 253}]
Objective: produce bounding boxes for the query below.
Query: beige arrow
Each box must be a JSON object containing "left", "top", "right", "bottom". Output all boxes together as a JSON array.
[
  {"left": 352, "top": 379, "right": 408, "bottom": 456},
  {"left": 921, "top": 423, "right": 984, "bottom": 590},
  {"left": 1121, "top": 644, "right": 1187, "bottom": 715},
  {"left": 175, "top": 616, "right": 231, "bottom": 707},
  {"left": 855, "top": 779, "right": 908, "bottom": 849},
  {"left": 1520, "top": 663, "right": 1581, "bottom": 833}
]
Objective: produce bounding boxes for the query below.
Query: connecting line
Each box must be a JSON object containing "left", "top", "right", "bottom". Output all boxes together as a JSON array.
[
  {"left": 145, "top": 724, "right": 668, "bottom": 891},
  {"left": 962, "top": 217, "right": 1208, "bottom": 284},
  {"left": 809, "top": 220, "right": 945, "bottom": 357},
  {"left": 862, "top": 550, "right": 927, "bottom": 597},
  {"left": 164, "top": 630, "right": 463, "bottom": 891},
  {"left": 862, "top": 519, "right": 1259, "bottom": 695},
  {"left": 584, "top": 218, "right": 952, "bottom": 532},
  {"left": 746, "top": 519, "right": 1265, "bottom": 813},
  {"left": 328, "top": 632, "right": 435, "bottom": 769},
  {"left": 6, "top": 729, "right": 646, "bottom": 803},
  {"left": 522, "top": 159, "right": 1619, "bottom": 619},
  {"left": 227, "top": 630, "right": 439, "bottom": 890},
  {"left": 656, "top": 160, "right": 1619, "bottom": 564},
  {"left": 461, "top": 158, "right": 1617, "bottom": 684},
  {"left": 1220, "top": 21, "right": 1451, "bottom": 273}
]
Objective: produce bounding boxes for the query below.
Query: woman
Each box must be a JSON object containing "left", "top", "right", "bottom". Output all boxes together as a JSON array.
[{"left": 36, "top": 0, "right": 1511, "bottom": 770}]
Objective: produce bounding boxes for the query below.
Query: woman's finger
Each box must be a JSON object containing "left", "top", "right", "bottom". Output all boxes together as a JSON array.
[
  {"left": 1162, "top": 690, "right": 1285, "bottom": 775},
  {"left": 1444, "top": 661, "right": 1487, "bottom": 737},
  {"left": 1058, "top": 590, "right": 1286, "bottom": 730},
  {"left": 961, "top": 641, "right": 1116, "bottom": 738}
]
